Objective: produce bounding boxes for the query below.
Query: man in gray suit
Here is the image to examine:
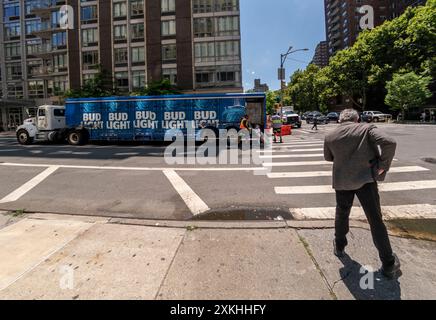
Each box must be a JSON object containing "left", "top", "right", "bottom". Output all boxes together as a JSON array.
[{"left": 324, "top": 109, "right": 401, "bottom": 279}]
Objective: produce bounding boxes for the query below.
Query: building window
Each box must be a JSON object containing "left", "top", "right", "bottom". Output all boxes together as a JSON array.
[
  {"left": 162, "top": 44, "right": 177, "bottom": 62},
  {"left": 162, "top": 20, "right": 176, "bottom": 36},
  {"left": 4, "top": 22, "right": 21, "bottom": 39},
  {"left": 161, "top": 0, "right": 176, "bottom": 13},
  {"left": 162, "top": 68, "right": 177, "bottom": 85},
  {"left": 82, "top": 51, "right": 99, "bottom": 70},
  {"left": 194, "top": 42, "right": 215, "bottom": 62},
  {"left": 53, "top": 53, "right": 67, "bottom": 72},
  {"left": 215, "top": 40, "right": 239, "bottom": 61},
  {"left": 115, "top": 72, "right": 129, "bottom": 89},
  {"left": 113, "top": 2, "right": 127, "bottom": 18},
  {"left": 216, "top": 16, "right": 239, "bottom": 36},
  {"left": 192, "top": 0, "right": 213, "bottom": 13},
  {"left": 6, "top": 63, "right": 22, "bottom": 81},
  {"left": 131, "top": 23, "right": 145, "bottom": 40},
  {"left": 7, "top": 84, "right": 24, "bottom": 99},
  {"left": 131, "top": 47, "right": 145, "bottom": 63},
  {"left": 81, "top": 5, "right": 98, "bottom": 23},
  {"left": 194, "top": 18, "right": 214, "bottom": 37},
  {"left": 114, "top": 48, "right": 128, "bottom": 65},
  {"left": 114, "top": 25, "right": 127, "bottom": 41},
  {"left": 28, "top": 80, "right": 45, "bottom": 98},
  {"left": 3, "top": 3, "right": 20, "bottom": 20},
  {"left": 25, "top": 20, "right": 41, "bottom": 35},
  {"left": 216, "top": 0, "right": 239, "bottom": 12},
  {"left": 52, "top": 32, "right": 67, "bottom": 48},
  {"left": 131, "top": 0, "right": 144, "bottom": 16},
  {"left": 4, "top": 42, "right": 21, "bottom": 59},
  {"left": 82, "top": 28, "right": 99, "bottom": 46},
  {"left": 132, "top": 70, "right": 146, "bottom": 89}
]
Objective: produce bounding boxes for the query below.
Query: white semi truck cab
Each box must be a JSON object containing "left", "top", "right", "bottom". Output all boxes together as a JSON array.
[{"left": 16, "top": 105, "right": 88, "bottom": 145}]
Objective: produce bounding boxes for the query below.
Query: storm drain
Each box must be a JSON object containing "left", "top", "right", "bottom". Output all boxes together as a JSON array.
[{"left": 191, "top": 207, "right": 293, "bottom": 221}]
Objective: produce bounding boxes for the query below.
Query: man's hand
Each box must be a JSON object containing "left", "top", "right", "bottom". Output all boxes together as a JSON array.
[{"left": 378, "top": 169, "right": 386, "bottom": 176}]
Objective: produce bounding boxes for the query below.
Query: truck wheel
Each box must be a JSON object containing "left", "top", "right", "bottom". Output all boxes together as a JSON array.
[
  {"left": 68, "top": 130, "right": 88, "bottom": 146},
  {"left": 17, "top": 129, "right": 33, "bottom": 145}
]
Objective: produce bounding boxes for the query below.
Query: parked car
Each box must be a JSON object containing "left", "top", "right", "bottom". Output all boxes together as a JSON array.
[
  {"left": 306, "top": 112, "right": 330, "bottom": 125},
  {"left": 301, "top": 111, "right": 312, "bottom": 121},
  {"left": 362, "top": 111, "right": 393, "bottom": 123},
  {"left": 327, "top": 112, "right": 340, "bottom": 123},
  {"left": 282, "top": 111, "right": 302, "bottom": 128}
]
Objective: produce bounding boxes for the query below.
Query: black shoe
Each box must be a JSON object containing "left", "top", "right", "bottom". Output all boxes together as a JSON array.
[
  {"left": 333, "top": 240, "right": 345, "bottom": 258},
  {"left": 381, "top": 254, "right": 401, "bottom": 279}
]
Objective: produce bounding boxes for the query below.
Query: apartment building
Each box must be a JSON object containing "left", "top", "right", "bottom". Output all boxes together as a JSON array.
[
  {"left": 324, "top": 0, "right": 427, "bottom": 57},
  {"left": 0, "top": 0, "right": 242, "bottom": 131},
  {"left": 311, "top": 41, "right": 329, "bottom": 67}
]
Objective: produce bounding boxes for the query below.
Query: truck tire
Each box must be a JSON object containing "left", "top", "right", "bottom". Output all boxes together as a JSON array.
[
  {"left": 17, "top": 129, "right": 33, "bottom": 145},
  {"left": 67, "top": 130, "right": 89, "bottom": 146}
]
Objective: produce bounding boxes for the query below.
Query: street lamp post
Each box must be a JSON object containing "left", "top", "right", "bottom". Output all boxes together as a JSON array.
[{"left": 279, "top": 46, "right": 309, "bottom": 116}]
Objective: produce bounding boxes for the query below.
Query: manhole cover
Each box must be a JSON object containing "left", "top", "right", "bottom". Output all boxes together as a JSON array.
[{"left": 191, "top": 207, "right": 292, "bottom": 221}]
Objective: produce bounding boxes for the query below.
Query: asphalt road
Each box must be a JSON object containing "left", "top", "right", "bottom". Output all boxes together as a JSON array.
[{"left": 0, "top": 122, "right": 435, "bottom": 221}]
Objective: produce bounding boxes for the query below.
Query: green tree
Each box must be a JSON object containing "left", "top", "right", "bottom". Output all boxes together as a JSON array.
[
  {"left": 65, "top": 66, "right": 114, "bottom": 98},
  {"left": 287, "top": 64, "right": 330, "bottom": 112},
  {"left": 133, "top": 79, "right": 180, "bottom": 96},
  {"left": 265, "top": 90, "right": 279, "bottom": 115},
  {"left": 385, "top": 71, "right": 432, "bottom": 120}
]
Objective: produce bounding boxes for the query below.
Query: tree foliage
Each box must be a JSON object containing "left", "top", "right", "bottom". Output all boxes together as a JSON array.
[
  {"left": 65, "top": 66, "right": 114, "bottom": 98},
  {"left": 132, "top": 79, "right": 180, "bottom": 96},
  {"left": 385, "top": 71, "right": 432, "bottom": 119},
  {"left": 287, "top": 1, "right": 435, "bottom": 114}
]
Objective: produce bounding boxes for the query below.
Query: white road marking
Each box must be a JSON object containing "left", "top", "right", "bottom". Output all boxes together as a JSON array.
[
  {"left": 260, "top": 154, "right": 324, "bottom": 159},
  {"left": 263, "top": 160, "right": 330, "bottom": 167},
  {"left": 163, "top": 169, "right": 210, "bottom": 216},
  {"left": 269, "top": 148, "right": 324, "bottom": 153},
  {"left": 290, "top": 204, "right": 436, "bottom": 220},
  {"left": 272, "top": 144, "right": 322, "bottom": 149},
  {"left": 267, "top": 166, "right": 429, "bottom": 178},
  {"left": 0, "top": 162, "right": 265, "bottom": 172},
  {"left": 0, "top": 149, "right": 20, "bottom": 152},
  {"left": 272, "top": 141, "right": 324, "bottom": 146},
  {"left": 114, "top": 152, "right": 140, "bottom": 156},
  {"left": 275, "top": 180, "right": 436, "bottom": 194},
  {"left": 0, "top": 166, "right": 59, "bottom": 204}
]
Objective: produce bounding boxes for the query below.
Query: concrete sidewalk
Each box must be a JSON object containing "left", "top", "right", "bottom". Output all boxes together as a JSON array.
[{"left": 0, "top": 212, "right": 435, "bottom": 300}]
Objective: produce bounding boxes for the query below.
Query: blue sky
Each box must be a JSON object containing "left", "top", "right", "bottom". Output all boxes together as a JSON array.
[{"left": 240, "top": 0, "right": 326, "bottom": 91}]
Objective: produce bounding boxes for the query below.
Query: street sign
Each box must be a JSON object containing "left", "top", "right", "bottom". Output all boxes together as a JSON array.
[{"left": 278, "top": 68, "right": 285, "bottom": 81}]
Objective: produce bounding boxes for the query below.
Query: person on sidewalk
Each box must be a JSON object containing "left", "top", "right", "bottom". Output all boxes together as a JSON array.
[
  {"left": 271, "top": 113, "right": 283, "bottom": 143},
  {"left": 324, "top": 109, "right": 401, "bottom": 279},
  {"left": 312, "top": 117, "right": 319, "bottom": 131}
]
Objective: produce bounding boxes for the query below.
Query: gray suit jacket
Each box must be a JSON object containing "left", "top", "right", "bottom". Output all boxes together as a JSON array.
[{"left": 324, "top": 122, "right": 397, "bottom": 191}]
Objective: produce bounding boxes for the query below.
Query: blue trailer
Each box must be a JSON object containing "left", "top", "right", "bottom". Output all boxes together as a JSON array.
[{"left": 15, "top": 93, "right": 266, "bottom": 145}]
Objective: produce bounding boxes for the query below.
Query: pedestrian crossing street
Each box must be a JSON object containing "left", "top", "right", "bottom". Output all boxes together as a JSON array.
[{"left": 261, "top": 129, "right": 436, "bottom": 220}]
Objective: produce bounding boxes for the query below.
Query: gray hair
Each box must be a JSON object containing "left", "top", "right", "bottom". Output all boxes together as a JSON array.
[{"left": 339, "top": 109, "right": 359, "bottom": 123}]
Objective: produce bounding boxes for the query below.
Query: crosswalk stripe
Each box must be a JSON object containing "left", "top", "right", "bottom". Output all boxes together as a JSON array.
[
  {"left": 260, "top": 154, "right": 324, "bottom": 159},
  {"left": 263, "top": 161, "right": 330, "bottom": 168},
  {"left": 272, "top": 144, "right": 323, "bottom": 149},
  {"left": 290, "top": 204, "right": 436, "bottom": 220},
  {"left": 272, "top": 141, "right": 324, "bottom": 146},
  {"left": 267, "top": 166, "right": 429, "bottom": 178},
  {"left": 275, "top": 180, "right": 436, "bottom": 194}
]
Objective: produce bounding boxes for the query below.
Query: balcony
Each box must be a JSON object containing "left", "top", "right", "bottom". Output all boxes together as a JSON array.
[
  {"left": 31, "top": 21, "right": 64, "bottom": 39},
  {"left": 30, "top": 43, "right": 67, "bottom": 59},
  {"left": 30, "top": 65, "right": 68, "bottom": 78},
  {"left": 30, "top": 0, "right": 67, "bottom": 18}
]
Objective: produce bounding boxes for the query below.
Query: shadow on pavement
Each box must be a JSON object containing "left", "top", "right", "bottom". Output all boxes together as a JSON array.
[{"left": 338, "top": 254, "right": 402, "bottom": 300}]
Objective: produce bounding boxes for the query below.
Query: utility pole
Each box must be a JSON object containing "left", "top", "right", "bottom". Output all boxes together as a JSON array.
[{"left": 279, "top": 46, "right": 309, "bottom": 116}]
